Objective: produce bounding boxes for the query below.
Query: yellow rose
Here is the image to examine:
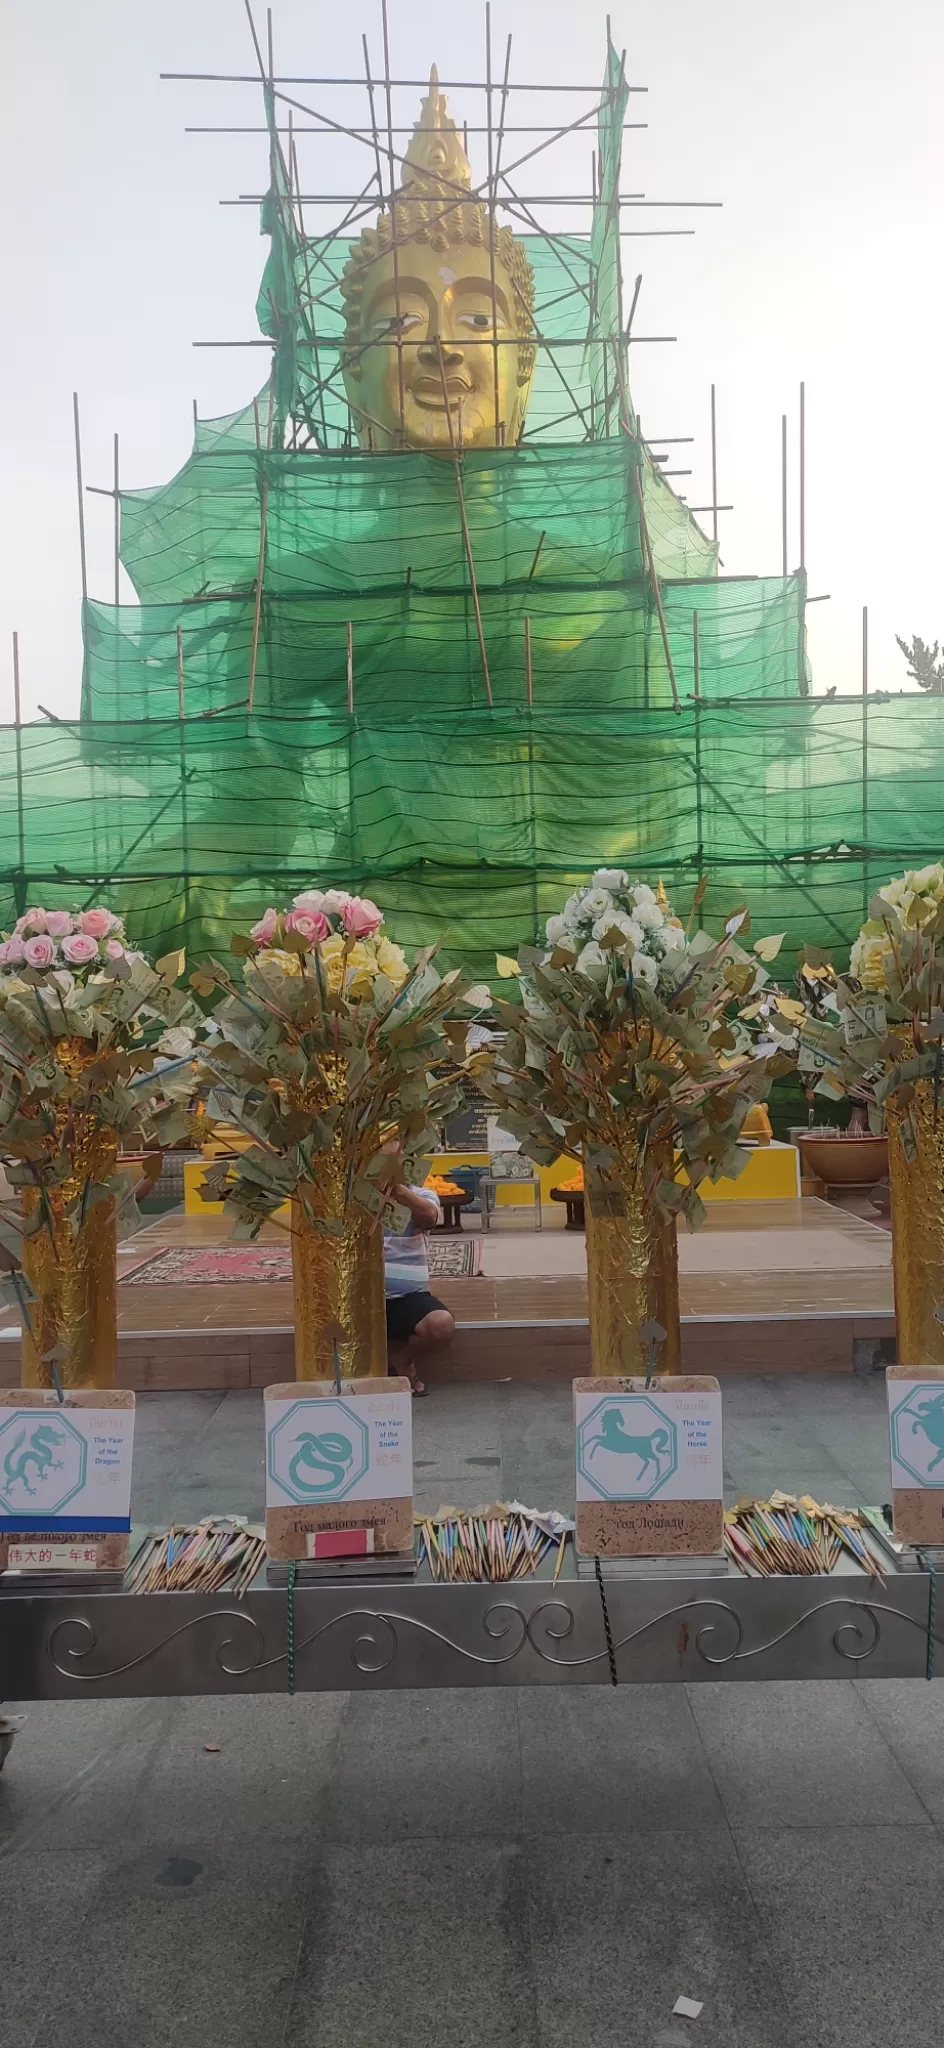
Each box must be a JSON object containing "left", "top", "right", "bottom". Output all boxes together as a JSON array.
[
  {"left": 375, "top": 936, "right": 409, "bottom": 989},
  {"left": 850, "top": 932, "right": 890, "bottom": 991},
  {"left": 320, "top": 933, "right": 346, "bottom": 989},
  {"left": 252, "top": 948, "right": 302, "bottom": 980}
]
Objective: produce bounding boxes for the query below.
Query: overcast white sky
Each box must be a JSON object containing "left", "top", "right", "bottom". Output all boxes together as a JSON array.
[{"left": 2, "top": 0, "right": 942, "bottom": 717}]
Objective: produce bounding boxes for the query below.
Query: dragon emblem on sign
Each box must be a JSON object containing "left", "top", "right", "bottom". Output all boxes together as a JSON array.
[{"left": 0, "top": 1411, "right": 88, "bottom": 1517}]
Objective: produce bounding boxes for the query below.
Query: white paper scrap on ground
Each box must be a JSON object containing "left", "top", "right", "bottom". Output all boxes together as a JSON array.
[
  {"left": 672, "top": 1996, "right": 704, "bottom": 2019},
  {"left": 0, "top": 1405, "right": 135, "bottom": 1530},
  {"left": 574, "top": 1388, "right": 722, "bottom": 1501},
  {"left": 265, "top": 1389, "right": 413, "bottom": 1508}
]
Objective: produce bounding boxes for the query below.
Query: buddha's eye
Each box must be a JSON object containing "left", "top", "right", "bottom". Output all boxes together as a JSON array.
[
  {"left": 372, "top": 313, "right": 423, "bottom": 340},
  {"left": 459, "top": 312, "right": 494, "bottom": 331}
]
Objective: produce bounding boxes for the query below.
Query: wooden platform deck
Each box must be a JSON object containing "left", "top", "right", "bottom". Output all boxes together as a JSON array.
[{"left": 0, "top": 1198, "right": 896, "bottom": 1389}]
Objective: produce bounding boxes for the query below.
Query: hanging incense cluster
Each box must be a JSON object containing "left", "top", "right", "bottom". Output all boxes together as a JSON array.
[
  {"left": 417, "top": 1505, "right": 570, "bottom": 1583},
  {"left": 126, "top": 1519, "right": 265, "bottom": 1595},
  {"left": 724, "top": 1494, "right": 888, "bottom": 1579}
]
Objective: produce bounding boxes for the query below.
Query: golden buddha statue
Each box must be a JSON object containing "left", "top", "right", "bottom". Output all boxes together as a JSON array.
[{"left": 340, "top": 67, "right": 536, "bottom": 450}]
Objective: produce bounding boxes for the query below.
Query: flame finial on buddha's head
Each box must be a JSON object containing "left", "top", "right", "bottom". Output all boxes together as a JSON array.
[{"left": 340, "top": 67, "right": 535, "bottom": 450}]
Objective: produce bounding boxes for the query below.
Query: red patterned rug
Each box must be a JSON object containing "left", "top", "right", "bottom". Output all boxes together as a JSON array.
[{"left": 124, "top": 1236, "right": 483, "bottom": 1285}]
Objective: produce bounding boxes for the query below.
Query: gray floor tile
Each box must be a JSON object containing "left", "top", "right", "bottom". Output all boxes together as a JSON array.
[
  {"left": 528, "top": 1830, "right": 790, "bottom": 2048},
  {"left": 120, "top": 1694, "right": 346, "bottom": 1844},
  {"left": 518, "top": 1684, "right": 726, "bottom": 1833},
  {"left": 34, "top": 1840, "right": 313, "bottom": 2048},
  {"left": 855, "top": 1677, "right": 944, "bottom": 1819},
  {"left": 285, "top": 1841, "right": 537, "bottom": 2048},
  {"left": 736, "top": 1824, "right": 944, "bottom": 2048},
  {"left": 722, "top": 1460, "right": 862, "bottom": 1502},
  {"left": 0, "top": 1698, "right": 180, "bottom": 1853},
  {"left": 688, "top": 1680, "right": 930, "bottom": 1827},
  {"left": 413, "top": 1469, "right": 505, "bottom": 1513},
  {"left": 320, "top": 1689, "right": 521, "bottom": 1842},
  {"left": 0, "top": 1848, "right": 107, "bottom": 2048}
]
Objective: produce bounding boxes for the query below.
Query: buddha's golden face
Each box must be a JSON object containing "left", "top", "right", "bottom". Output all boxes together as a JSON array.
[{"left": 346, "top": 239, "right": 532, "bottom": 450}]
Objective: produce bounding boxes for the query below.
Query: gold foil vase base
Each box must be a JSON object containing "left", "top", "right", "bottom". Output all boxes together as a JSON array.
[
  {"left": 291, "top": 1158, "right": 387, "bottom": 1381},
  {"left": 585, "top": 1138, "right": 681, "bottom": 1377},
  {"left": 20, "top": 1136, "right": 119, "bottom": 1390},
  {"left": 888, "top": 1078, "right": 944, "bottom": 1367}
]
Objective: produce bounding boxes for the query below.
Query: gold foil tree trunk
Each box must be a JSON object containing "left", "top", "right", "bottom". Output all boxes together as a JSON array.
[
  {"left": 289, "top": 1055, "right": 387, "bottom": 1381},
  {"left": 887, "top": 1079, "right": 944, "bottom": 1367},
  {"left": 21, "top": 1124, "right": 119, "bottom": 1390},
  {"left": 584, "top": 1125, "right": 681, "bottom": 1377}
]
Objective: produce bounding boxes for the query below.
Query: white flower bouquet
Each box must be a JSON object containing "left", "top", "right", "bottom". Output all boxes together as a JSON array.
[{"left": 490, "top": 871, "right": 783, "bottom": 1229}]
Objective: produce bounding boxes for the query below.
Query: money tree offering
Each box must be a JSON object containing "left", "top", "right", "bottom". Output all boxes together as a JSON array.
[
  {"left": 0, "top": 908, "right": 203, "bottom": 1387},
  {"left": 196, "top": 888, "right": 484, "bottom": 1379},
  {"left": 804, "top": 867, "right": 944, "bottom": 1365},
  {"left": 487, "top": 872, "right": 785, "bottom": 1375}
]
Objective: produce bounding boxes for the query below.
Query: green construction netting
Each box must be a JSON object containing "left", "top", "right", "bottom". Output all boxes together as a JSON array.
[
  {"left": 5, "top": 52, "right": 939, "bottom": 989},
  {"left": 1, "top": 696, "right": 942, "bottom": 983}
]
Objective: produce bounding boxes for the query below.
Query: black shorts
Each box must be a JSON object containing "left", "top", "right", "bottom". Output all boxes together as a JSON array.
[{"left": 386, "top": 1290, "right": 447, "bottom": 1343}]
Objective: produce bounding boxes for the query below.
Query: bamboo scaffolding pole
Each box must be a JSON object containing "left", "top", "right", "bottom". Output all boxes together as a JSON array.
[
  {"left": 346, "top": 621, "right": 354, "bottom": 714},
  {"left": 247, "top": 480, "right": 269, "bottom": 712},
  {"left": 12, "top": 632, "right": 25, "bottom": 893},
  {"left": 799, "top": 380, "right": 806, "bottom": 573},
  {"left": 693, "top": 612, "right": 704, "bottom": 910},
  {"left": 781, "top": 411, "right": 788, "bottom": 578},
  {"left": 288, "top": 111, "right": 331, "bottom": 449},
  {"left": 436, "top": 342, "right": 493, "bottom": 709},
  {"left": 528, "top": 531, "right": 546, "bottom": 579},
  {"left": 710, "top": 383, "right": 718, "bottom": 545},
  {"left": 163, "top": 70, "right": 648, "bottom": 93},
  {"left": 187, "top": 123, "right": 650, "bottom": 136},
  {"left": 862, "top": 604, "right": 869, "bottom": 917},
  {"left": 380, "top": 0, "right": 406, "bottom": 440},
  {"left": 176, "top": 624, "right": 185, "bottom": 719},
  {"left": 611, "top": 345, "right": 681, "bottom": 714},
  {"left": 484, "top": 10, "right": 512, "bottom": 443},
  {"left": 113, "top": 433, "right": 120, "bottom": 606},
  {"left": 361, "top": 35, "right": 385, "bottom": 198},
  {"left": 72, "top": 392, "right": 88, "bottom": 603},
  {"left": 198, "top": 332, "right": 677, "bottom": 352},
  {"left": 525, "top": 614, "right": 533, "bottom": 707}
]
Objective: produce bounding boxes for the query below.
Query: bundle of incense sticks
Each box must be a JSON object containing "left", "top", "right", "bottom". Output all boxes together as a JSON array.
[
  {"left": 125, "top": 1519, "right": 266, "bottom": 1596},
  {"left": 724, "top": 1493, "right": 887, "bottom": 1581},
  {"left": 417, "top": 1506, "right": 570, "bottom": 1584}
]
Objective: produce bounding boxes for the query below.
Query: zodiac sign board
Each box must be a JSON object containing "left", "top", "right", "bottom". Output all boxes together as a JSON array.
[
  {"left": 887, "top": 1366, "right": 944, "bottom": 1543},
  {"left": 264, "top": 1379, "right": 414, "bottom": 1560},
  {"left": 573, "top": 1377, "right": 724, "bottom": 1557},
  {"left": 0, "top": 1390, "right": 135, "bottom": 1538}
]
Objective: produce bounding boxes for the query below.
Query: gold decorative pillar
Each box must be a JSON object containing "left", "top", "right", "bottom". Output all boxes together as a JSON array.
[
  {"left": 887, "top": 1079, "right": 944, "bottom": 1367},
  {"left": 291, "top": 1146, "right": 387, "bottom": 1381},
  {"left": 20, "top": 1126, "right": 119, "bottom": 1390},
  {"left": 584, "top": 1132, "right": 682, "bottom": 1377}
]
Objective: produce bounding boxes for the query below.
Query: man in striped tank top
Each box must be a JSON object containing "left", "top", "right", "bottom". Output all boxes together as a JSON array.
[{"left": 383, "top": 1152, "right": 454, "bottom": 1397}]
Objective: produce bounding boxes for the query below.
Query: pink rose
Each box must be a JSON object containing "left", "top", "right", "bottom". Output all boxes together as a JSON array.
[
  {"left": 0, "top": 937, "right": 25, "bottom": 967},
  {"left": 21, "top": 907, "right": 47, "bottom": 933},
  {"left": 44, "top": 911, "right": 73, "bottom": 940},
  {"left": 105, "top": 939, "right": 126, "bottom": 960},
  {"left": 285, "top": 908, "right": 329, "bottom": 943},
  {"left": 292, "top": 889, "right": 326, "bottom": 915},
  {"left": 23, "top": 934, "right": 55, "bottom": 968},
  {"left": 321, "top": 889, "right": 351, "bottom": 916},
  {"left": 250, "top": 908, "right": 279, "bottom": 944},
  {"left": 342, "top": 895, "right": 383, "bottom": 938},
  {"left": 61, "top": 932, "right": 100, "bottom": 965},
  {"left": 78, "top": 907, "right": 117, "bottom": 940}
]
